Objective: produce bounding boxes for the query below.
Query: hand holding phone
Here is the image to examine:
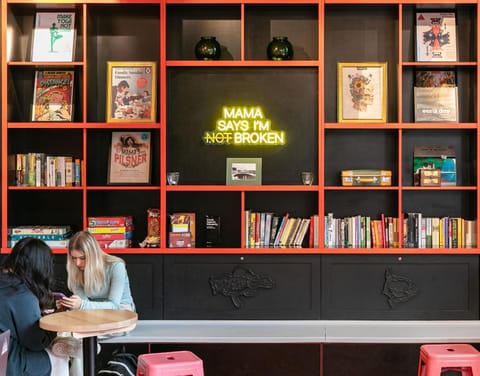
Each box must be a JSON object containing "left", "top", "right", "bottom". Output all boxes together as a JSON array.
[{"left": 52, "top": 292, "right": 66, "bottom": 300}]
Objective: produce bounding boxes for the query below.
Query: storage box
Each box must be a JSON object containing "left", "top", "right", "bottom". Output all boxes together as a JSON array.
[
  {"left": 341, "top": 169, "right": 392, "bottom": 186},
  {"left": 419, "top": 168, "right": 441, "bottom": 186},
  {"left": 413, "top": 145, "right": 456, "bottom": 186}
]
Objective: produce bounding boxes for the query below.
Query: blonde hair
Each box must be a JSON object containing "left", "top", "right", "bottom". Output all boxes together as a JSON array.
[{"left": 66, "top": 231, "right": 124, "bottom": 295}]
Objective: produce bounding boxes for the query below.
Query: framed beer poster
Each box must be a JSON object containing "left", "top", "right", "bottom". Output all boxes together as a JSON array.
[{"left": 108, "top": 131, "right": 152, "bottom": 184}]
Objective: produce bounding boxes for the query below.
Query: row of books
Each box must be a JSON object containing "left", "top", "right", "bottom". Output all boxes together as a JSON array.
[
  {"left": 9, "top": 153, "right": 81, "bottom": 187},
  {"left": 324, "top": 213, "right": 400, "bottom": 249},
  {"left": 87, "top": 216, "right": 134, "bottom": 248},
  {"left": 244, "top": 211, "right": 311, "bottom": 248},
  {"left": 324, "top": 213, "right": 477, "bottom": 249},
  {"left": 8, "top": 225, "right": 72, "bottom": 248},
  {"left": 404, "top": 213, "right": 477, "bottom": 249}
]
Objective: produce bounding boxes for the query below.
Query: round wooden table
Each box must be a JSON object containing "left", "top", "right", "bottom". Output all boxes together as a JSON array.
[{"left": 40, "top": 309, "right": 137, "bottom": 375}]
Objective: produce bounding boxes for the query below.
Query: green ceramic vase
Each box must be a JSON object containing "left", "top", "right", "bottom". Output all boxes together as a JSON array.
[
  {"left": 267, "top": 36, "right": 293, "bottom": 60},
  {"left": 195, "top": 36, "right": 221, "bottom": 60}
]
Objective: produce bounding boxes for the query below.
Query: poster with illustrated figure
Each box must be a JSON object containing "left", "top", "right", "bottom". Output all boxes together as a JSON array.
[
  {"left": 106, "top": 62, "right": 156, "bottom": 122},
  {"left": 416, "top": 12, "right": 457, "bottom": 62},
  {"left": 32, "top": 70, "right": 74, "bottom": 121},
  {"left": 31, "top": 12, "right": 75, "bottom": 62}
]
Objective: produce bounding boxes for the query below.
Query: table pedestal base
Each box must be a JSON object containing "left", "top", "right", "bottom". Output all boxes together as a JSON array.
[{"left": 82, "top": 336, "right": 98, "bottom": 376}]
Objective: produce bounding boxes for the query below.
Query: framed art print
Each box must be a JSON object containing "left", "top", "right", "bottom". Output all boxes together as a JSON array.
[
  {"left": 226, "top": 158, "right": 262, "bottom": 185},
  {"left": 337, "top": 62, "right": 387, "bottom": 123},
  {"left": 106, "top": 61, "right": 156, "bottom": 122},
  {"left": 108, "top": 131, "right": 151, "bottom": 184}
]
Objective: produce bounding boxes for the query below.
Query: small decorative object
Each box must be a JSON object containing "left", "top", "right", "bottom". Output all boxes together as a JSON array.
[
  {"left": 341, "top": 169, "right": 392, "bottom": 186},
  {"left": 167, "top": 171, "right": 180, "bottom": 185},
  {"left": 139, "top": 208, "right": 160, "bottom": 248},
  {"left": 301, "top": 171, "right": 314, "bottom": 185},
  {"left": 267, "top": 36, "right": 293, "bottom": 61},
  {"left": 194, "top": 36, "right": 221, "bottom": 60}
]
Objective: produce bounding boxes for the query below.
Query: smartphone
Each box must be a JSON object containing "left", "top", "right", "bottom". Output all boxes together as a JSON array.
[{"left": 52, "top": 292, "right": 66, "bottom": 300}]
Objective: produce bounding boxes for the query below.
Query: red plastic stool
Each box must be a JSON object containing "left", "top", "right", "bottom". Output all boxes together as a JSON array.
[
  {"left": 418, "top": 344, "right": 480, "bottom": 376},
  {"left": 136, "top": 350, "right": 204, "bottom": 376}
]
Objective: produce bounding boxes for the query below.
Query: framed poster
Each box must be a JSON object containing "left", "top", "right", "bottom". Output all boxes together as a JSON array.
[
  {"left": 337, "top": 62, "right": 387, "bottom": 123},
  {"left": 108, "top": 131, "right": 151, "bottom": 184},
  {"left": 226, "top": 158, "right": 262, "bottom": 185},
  {"left": 106, "top": 61, "right": 156, "bottom": 122}
]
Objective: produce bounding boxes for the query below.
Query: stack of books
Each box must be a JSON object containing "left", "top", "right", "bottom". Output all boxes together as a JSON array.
[
  {"left": 8, "top": 225, "right": 72, "bottom": 248},
  {"left": 87, "top": 216, "right": 133, "bottom": 248}
]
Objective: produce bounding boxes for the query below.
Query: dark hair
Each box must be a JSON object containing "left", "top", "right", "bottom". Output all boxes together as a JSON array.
[
  {"left": 118, "top": 80, "right": 130, "bottom": 89},
  {"left": 2, "top": 238, "right": 55, "bottom": 309}
]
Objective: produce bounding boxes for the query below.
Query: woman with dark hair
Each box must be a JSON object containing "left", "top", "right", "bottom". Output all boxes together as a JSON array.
[{"left": 0, "top": 237, "right": 69, "bottom": 375}]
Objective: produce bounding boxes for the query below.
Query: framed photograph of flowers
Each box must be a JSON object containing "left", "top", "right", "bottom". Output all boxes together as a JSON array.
[{"left": 337, "top": 62, "right": 387, "bottom": 123}]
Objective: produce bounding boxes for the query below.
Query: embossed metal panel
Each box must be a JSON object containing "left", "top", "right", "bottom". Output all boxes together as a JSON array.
[
  {"left": 164, "top": 255, "right": 321, "bottom": 319},
  {"left": 321, "top": 255, "right": 479, "bottom": 319}
]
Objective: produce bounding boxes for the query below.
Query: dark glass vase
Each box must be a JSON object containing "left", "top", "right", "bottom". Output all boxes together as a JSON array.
[
  {"left": 267, "top": 36, "right": 293, "bottom": 61},
  {"left": 195, "top": 36, "right": 221, "bottom": 60}
]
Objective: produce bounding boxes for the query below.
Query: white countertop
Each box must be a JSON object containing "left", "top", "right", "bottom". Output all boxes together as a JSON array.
[{"left": 100, "top": 320, "right": 480, "bottom": 344}]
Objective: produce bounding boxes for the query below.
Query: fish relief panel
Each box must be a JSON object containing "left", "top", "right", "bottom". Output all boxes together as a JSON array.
[
  {"left": 321, "top": 255, "right": 478, "bottom": 320},
  {"left": 163, "top": 254, "right": 321, "bottom": 319}
]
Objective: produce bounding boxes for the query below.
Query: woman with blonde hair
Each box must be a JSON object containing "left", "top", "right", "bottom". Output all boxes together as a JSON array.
[{"left": 58, "top": 230, "right": 135, "bottom": 311}]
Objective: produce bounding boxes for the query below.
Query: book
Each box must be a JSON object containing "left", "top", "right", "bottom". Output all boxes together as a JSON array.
[
  {"left": 88, "top": 216, "right": 133, "bottom": 227},
  {"left": 205, "top": 215, "right": 221, "bottom": 248},
  {"left": 32, "top": 70, "right": 74, "bottom": 121},
  {"left": 416, "top": 12, "right": 457, "bottom": 62},
  {"left": 415, "top": 70, "right": 456, "bottom": 87},
  {"left": 31, "top": 12, "right": 76, "bottom": 62},
  {"left": 414, "top": 87, "right": 458, "bottom": 122}
]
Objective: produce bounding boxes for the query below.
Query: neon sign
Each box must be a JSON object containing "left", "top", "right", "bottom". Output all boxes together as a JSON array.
[{"left": 202, "top": 106, "right": 285, "bottom": 146}]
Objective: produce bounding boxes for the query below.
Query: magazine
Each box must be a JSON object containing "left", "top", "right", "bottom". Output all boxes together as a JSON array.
[{"left": 32, "top": 70, "right": 74, "bottom": 122}]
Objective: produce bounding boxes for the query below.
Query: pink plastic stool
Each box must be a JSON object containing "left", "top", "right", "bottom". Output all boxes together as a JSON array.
[
  {"left": 417, "top": 344, "right": 480, "bottom": 376},
  {"left": 136, "top": 350, "right": 204, "bottom": 376}
]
